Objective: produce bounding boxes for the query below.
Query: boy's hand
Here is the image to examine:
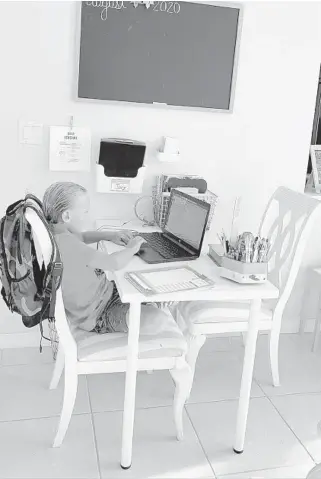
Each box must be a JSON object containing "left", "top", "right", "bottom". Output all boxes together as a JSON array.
[
  {"left": 126, "top": 236, "right": 147, "bottom": 254},
  {"left": 111, "top": 230, "right": 134, "bottom": 246}
]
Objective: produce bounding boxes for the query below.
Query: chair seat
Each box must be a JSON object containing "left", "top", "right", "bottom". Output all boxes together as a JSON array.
[
  {"left": 178, "top": 300, "right": 273, "bottom": 326},
  {"left": 71, "top": 314, "right": 187, "bottom": 362}
]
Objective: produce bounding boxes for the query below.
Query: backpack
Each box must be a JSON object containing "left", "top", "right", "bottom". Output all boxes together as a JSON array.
[{"left": 0, "top": 194, "right": 63, "bottom": 351}]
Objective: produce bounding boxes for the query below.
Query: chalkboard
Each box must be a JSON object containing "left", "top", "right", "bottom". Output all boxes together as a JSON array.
[{"left": 78, "top": 1, "right": 242, "bottom": 111}]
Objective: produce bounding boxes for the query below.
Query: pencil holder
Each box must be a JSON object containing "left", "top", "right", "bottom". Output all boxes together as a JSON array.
[
  {"left": 220, "top": 257, "right": 268, "bottom": 284},
  {"left": 208, "top": 244, "right": 268, "bottom": 284}
]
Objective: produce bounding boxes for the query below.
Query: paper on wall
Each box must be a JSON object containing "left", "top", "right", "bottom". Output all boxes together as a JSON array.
[
  {"left": 19, "top": 121, "right": 43, "bottom": 145},
  {"left": 49, "top": 126, "right": 91, "bottom": 171}
]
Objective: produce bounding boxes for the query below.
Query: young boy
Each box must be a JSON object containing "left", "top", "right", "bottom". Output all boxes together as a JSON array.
[{"left": 43, "top": 182, "right": 169, "bottom": 335}]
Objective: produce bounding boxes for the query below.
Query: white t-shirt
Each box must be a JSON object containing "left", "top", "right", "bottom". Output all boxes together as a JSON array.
[{"left": 53, "top": 228, "right": 113, "bottom": 331}]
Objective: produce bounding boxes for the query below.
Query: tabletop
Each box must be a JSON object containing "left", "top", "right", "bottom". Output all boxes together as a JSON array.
[{"left": 103, "top": 240, "right": 279, "bottom": 304}]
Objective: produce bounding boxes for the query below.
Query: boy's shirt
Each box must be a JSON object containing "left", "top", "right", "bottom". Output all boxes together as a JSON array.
[{"left": 53, "top": 226, "right": 113, "bottom": 331}]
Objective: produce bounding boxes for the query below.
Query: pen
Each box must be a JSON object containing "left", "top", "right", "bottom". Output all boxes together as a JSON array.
[
  {"left": 252, "top": 236, "right": 259, "bottom": 263},
  {"left": 217, "top": 233, "right": 224, "bottom": 248},
  {"left": 221, "top": 230, "right": 228, "bottom": 256},
  {"left": 258, "top": 239, "right": 266, "bottom": 263},
  {"left": 264, "top": 239, "right": 271, "bottom": 262}
]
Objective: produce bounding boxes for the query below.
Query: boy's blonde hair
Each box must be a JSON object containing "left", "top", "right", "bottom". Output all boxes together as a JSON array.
[{"left": 43, "top": 182, "right": 87, "bottom": 224}]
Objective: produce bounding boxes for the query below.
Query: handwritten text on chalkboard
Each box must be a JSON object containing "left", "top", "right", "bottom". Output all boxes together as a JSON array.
[{"left": 85, "top": 1, "right": 180, "bottom": 21}]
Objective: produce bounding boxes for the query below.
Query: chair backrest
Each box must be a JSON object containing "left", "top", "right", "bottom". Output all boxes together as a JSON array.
[
  {"left": 24, "top": 207, "right": 77, "bottom": 357},
  {"left": 258, "top": 187, "right": 321, "bottom": 312}
]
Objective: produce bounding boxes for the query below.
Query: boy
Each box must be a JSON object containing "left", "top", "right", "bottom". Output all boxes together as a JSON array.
[{"left": 43, "top": 182, "right": 169, "bottom": 335}]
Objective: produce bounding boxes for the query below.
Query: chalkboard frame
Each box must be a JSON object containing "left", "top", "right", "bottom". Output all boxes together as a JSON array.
[{"left": 75, "top": 1, "right": 243, "bottom": 113}]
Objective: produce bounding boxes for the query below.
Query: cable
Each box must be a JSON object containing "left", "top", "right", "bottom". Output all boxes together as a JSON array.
[
  {"left": 95, "top": 195, "right": 156, "bottom": 249},
  {"left": 96, "top": 221, "right": 134, "bottom": 230},
  {"left": 134, "top": 195, "right": 156, "bottom": 227}
]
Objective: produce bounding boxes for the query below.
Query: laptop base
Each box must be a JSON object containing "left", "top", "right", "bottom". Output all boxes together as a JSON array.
[{"left": 136, "top": 245, "right": 197, "bottom": 264}]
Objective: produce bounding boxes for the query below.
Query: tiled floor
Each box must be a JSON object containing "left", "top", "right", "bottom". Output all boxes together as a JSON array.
[{"left": 0, "top": 333, "right": 321, "bottom": 478}]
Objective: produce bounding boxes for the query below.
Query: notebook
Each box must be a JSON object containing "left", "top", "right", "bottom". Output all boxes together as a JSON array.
[{"left": 125, "top": 265, "right": 215, "bottom": 296}]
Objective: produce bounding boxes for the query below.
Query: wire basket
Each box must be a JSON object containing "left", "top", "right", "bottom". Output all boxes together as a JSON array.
[
  {"left": 48, "top": 318, "right": 59, "bottom": 361},
  {"left": 152, "top": 185, "right": 218, "bottom": 230}
]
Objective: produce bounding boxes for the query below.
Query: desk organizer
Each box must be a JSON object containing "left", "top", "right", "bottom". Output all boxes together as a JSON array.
[
  {"left": 208, "top": 244, "right": 224, "bottom": 266},
  {"left": 152, "top": 185, "right": 218, "bottom": 230},
  {"left": 220, "top": 256, "right": 268, "bottom": 284},
  {"left": 208, "top": 244, "right": 268, "bottom": 284}
]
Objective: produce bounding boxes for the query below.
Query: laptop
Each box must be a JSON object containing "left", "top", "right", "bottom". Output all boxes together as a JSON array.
[{"left": 136, "top": 189, "right": 210, "bottom": 264}]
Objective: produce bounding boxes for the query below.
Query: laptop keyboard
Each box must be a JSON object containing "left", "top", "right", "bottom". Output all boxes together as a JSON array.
[{"left": 137, "top": 232, "right": 191, "bottom": 258}]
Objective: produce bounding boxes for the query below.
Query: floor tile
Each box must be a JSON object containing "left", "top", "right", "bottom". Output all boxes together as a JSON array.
[
  {"left": 200, "top": 336, "right": 243, "bottom": 355},
  {"left": 0, "top": 414, "right": 99, "bottom": 479},
  {"left": 187, "top": 350, "right": 264, "bottom": 404},
  {"left": 2, "top": 346, "right": 53, "bottom": 366},
  {"left": 253, "top": 334, "right": 321, "bottom": 396},
  {"left": 291, "top": 332, "right": 317, "bottom": 351},
  {"left": 186, "top": 397, "right": 313, "bottom": 476},
  {"left": 218, "top": 463, "right": 315, "bottom": 479},
  {"left": 88, "top": 370, "right": 175, "bottom": 413},
  {"left": 271, "top": 393, "right": 321, "bottom": 462},
  {"left": 0, "top": 363, "right": 90, "bottom": 421},
  {"left": 93, "top": 407, "right": 215, "bottom": 478}
]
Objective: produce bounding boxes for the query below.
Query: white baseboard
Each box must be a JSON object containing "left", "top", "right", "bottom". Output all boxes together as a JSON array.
[
  {"left": 0, "top": 315, "right": 317, "bottom": 349},
  {"left": 0, "top": 331, "right": 48, "bottom": 349},
  {"left": 0, "top": 322, "right": 51, "bottom": 349}
]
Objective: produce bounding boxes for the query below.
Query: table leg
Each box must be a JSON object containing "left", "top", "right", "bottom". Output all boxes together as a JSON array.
[
  {"left": 234, "top": 298, "right": 261, "bottom": 454},
  {"left": 313, "top": 307, "right": 321, "bottom": 352},
  {"left": 121, "top": 302, "right": 141, "bottom": 469}
]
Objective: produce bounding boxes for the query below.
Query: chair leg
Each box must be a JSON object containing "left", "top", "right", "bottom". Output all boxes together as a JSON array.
[
  {"left": 53, "top": 360, "right": 78, "bottom": 448},
  {"left": 241, "top": 332, "right": 247, "bottom": 346},
  {"left": 312, "top": 310, "right": 321, "bottom": 352},
  {"left": 170, "top": 359, "right": 193, "bottom": 441},
  {"left": 269, "top": 329, "right": 280, "bottom": 387},
  {"left": 299, "top": 314, "right": 308, "bottom": 336},
  {"left": 49, "top": 345, "right": 64, "bottom": 390},
  {"left": 186, "top": 333, "right": 206, "bottom": 379}
]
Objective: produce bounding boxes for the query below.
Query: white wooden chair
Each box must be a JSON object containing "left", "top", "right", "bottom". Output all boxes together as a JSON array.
[
  {"left": 177, "top": 187, "right": 321, "bottom": 387},
  {"left": 25, "top": 207, "right": 193, "bottom": 448}
]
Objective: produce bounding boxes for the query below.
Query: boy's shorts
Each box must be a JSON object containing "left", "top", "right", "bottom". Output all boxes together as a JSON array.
[
  {"left": 91, "top": 281, "right": 160, "bottom": 334},
  {"left": 92, "top": 282, "right": 129, "bottom": 334}
]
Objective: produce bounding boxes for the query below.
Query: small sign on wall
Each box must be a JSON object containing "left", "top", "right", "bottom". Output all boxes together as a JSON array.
[
  {"left": 110, "top": 179, "right": 131, "bottom": 192},
  {"left": 49, "top": 126, "right": 91, "bottom": 171},
  {"left": 19, "top": 121, "right": 43, "bottom": 145}
]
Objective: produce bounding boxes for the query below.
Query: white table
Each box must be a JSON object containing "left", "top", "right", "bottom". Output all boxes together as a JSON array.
[{"left": 104, "top": 240, "right": 279, "bottom": 469}]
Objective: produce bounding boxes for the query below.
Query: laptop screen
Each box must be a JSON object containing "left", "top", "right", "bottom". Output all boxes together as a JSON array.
[{"left": 164, "top": 191, "right": 210, "bottom": 250}]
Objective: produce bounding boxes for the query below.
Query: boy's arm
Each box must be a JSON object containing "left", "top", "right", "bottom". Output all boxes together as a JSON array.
[
  {"left": 81, "top": 230, "right": 120, "bottom": 244},
  {"left": 87, "top": 236, "right": 146, "bottom": 271}
]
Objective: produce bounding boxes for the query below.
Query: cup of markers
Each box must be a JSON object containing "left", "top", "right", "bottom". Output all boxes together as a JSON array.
[{"left": 217, "top": 231, "right": 270, "bottom": 284}]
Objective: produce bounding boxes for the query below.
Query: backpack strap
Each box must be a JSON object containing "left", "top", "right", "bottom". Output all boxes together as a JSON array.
[
  {"left": 1, "top": 286, "right": 10, "bottom": 308},
  {"left": 6, "top": 199, "right": 25, "bottom": 216},
  {"left": 38, "top": 258, "right": 63, "bottom": 352},
  {"left": 23, "top": 198, "right": 63, "bottom": 352},
  {"left": 49, "top": 259, "right": 63, "bottom": 318}
]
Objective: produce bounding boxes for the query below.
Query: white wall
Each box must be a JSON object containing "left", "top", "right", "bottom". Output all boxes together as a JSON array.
[{"left": 0, "top": 1, "right": 320, "bottom": 346}]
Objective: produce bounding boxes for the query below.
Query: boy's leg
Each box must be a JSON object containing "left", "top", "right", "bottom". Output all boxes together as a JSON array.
[{"left": 135, "top": 305, "right": 173, "bottom": 335}]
